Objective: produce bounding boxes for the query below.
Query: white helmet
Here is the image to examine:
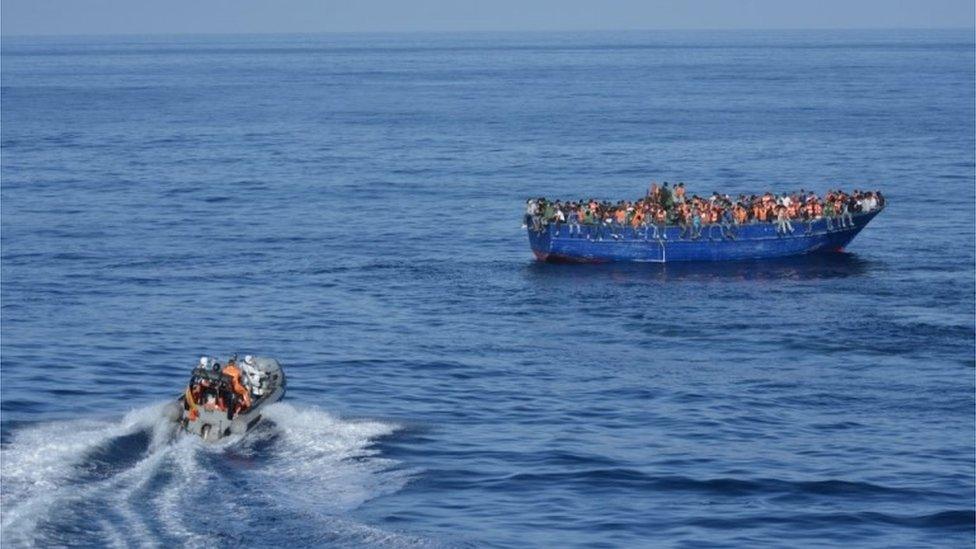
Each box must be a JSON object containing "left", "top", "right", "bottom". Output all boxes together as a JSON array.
[
  {"left": 199, "top": 356, "right": 209, "bottom": 367},
  {"left": 244, "top": 355, "right": 254, "bottom": 364}
]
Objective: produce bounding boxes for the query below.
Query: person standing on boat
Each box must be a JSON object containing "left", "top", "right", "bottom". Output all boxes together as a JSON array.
[
  {"left": 775, "top": 205, "right": 794, "bottom": 235},
  {"left": 839, "top": 194, "right": 854, "bottom": 227},
  {"left": 523, "top": 199, "right": 538, "bottom": 229},
  {"left": 864, "top": 192, "right": 878, "bottom": 212},
  {"left": 660, "top": 183, "right": 673, "bottom": 211},
  {"left": 241, "top": 355, "right": 265, "bottom": 397},
  {"left": 720, "top": 206, "right": 736, "bottom": 239},
  {"left": 690, "top": 205, "right": 702, "bottom": 239},
  {"left": 648, "top": 181, "right": 659, "bottom": 200},
  {"left": 567, "top": 203, "right": 581, "bottom": 236},
  {"left": 542, "top": 200, "right": 555, "bottom": 228},
  {"left": 779, "top": 193, "right": 792, "bottom": 209},
  {"left": 582, "top": 206, "right": 595, "bottom": 239},
  {"left": 552, "top": 201, "right": 566, "bottom": 235},
  {"left": 221, "top": 357, "right": 251, "bottom": 415}
]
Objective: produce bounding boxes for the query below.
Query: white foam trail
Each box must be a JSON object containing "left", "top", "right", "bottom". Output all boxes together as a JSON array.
[
  {"left": 3, "top": 401, "right": 421, "bottom": 547},
  {"left": 153, "top": 441, "right": 210, "bottom": 548},
  {"left": 254, "top": 402, "right": 411, "bottom": 512},
  {"left": 1, "top": 403, "right": 176, "bottom": 545}
]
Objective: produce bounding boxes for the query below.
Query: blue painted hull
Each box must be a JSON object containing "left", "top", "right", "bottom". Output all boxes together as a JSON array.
[{"left": 528, "top": 209, "right": 882, "bottom": 263}]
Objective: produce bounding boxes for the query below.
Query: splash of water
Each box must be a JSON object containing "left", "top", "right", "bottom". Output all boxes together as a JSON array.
[{"left": 1, "top": 402, "right": 419, "bottom": 547}]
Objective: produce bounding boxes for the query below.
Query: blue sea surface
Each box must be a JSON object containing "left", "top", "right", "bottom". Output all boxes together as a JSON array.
[{"left": 1, "top": 30, "right": 974, "bottom": 547}]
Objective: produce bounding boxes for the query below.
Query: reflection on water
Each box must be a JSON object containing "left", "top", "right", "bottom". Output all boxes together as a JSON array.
[{"left": 526, "top": 253, "right": 875, "bottom": 283}]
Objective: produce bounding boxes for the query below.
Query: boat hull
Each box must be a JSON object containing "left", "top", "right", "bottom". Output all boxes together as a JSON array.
[{"left": 528, "top": 210, "right": 881, "bottom": 263}]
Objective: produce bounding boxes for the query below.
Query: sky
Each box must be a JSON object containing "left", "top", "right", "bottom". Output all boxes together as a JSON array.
[{"left": 2, "top": 0, "right": 974, "bottom": 36}]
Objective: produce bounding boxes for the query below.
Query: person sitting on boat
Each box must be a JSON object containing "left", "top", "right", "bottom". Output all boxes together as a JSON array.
[
  {"left": 733, "top": 203, "right": 749, "bottom": 225},
  {"left": 202, "top": 392, "right": 224, "bottom": 412},
  {"left": 184, "top": 375, "right": 204, "bottom": 421},
  {"left": 757, "top": 201, "right": 768, "bottom": 223}
]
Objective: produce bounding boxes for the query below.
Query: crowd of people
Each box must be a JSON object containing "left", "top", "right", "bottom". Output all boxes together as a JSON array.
[{"left": 524, "top": 182, "right": 884, "bottom": 240}]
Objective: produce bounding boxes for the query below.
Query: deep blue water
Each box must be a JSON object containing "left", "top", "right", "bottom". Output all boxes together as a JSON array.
[{"left": 1, "top": 30, "right": 974, "bottom": 548}]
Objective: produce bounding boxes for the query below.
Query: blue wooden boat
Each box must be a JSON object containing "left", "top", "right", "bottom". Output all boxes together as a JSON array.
[{"left": 527, "top": 208, "right": 883, "bottom": 263}]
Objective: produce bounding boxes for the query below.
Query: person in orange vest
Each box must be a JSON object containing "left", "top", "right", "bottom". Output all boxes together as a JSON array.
[
  {"left": 184, "top": 385, "right": 201, "bottom": 421},
  {"left": 674, "top": 182, "right": 686, "bottom": 204},
  {"left": 222, "top": 357, "right": 252, "bottom": 414}
]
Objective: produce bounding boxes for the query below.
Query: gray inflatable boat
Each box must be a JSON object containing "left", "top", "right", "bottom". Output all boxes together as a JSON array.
[{"left": 168, "top": 355, "right": 286, "bottom": 442}]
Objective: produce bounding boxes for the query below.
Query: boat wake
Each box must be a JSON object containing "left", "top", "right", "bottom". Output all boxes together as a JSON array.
[{"left": 1, "top": 403, "right": 420, "bottom": 548}]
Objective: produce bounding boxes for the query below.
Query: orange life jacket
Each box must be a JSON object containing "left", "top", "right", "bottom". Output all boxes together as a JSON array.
[
  {"left": 222, "top": 363, "right": 252, "bottom": 408},
  {"left": 184, "top": 386, "right": 200, "bottom": 421}
]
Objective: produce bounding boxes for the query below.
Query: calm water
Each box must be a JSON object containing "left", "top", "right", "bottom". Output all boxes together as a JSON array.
[{"left": 1, "top": 30, "right": 974, "bottom": 548}]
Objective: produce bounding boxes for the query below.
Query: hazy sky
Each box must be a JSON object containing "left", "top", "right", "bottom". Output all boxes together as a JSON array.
[{"left": 3, "top": 0, "right": 974, "bottom": 36}]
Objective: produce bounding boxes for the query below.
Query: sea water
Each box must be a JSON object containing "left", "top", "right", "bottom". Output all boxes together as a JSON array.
[{"left": 1, "top": 30, "right": 974, "bottom": 547}]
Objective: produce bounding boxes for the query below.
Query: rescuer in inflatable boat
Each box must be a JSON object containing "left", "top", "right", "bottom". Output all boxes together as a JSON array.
[
  {"left": 183, "top": 355, "right": 254, "bottom": 421},
  {"left": 222, "top": 355, "right": 252, "bottom": 414},
  {"left": 240, "top": 355, "right": 265, "bottom": 397}
]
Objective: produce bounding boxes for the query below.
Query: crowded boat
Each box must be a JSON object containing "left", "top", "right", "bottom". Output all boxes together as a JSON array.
[{"left": 524, "top": 182, "right": 885, "bottom": 240}]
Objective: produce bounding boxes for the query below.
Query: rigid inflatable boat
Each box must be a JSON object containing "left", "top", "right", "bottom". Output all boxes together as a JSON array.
[{"left": 167, "top": 355, "right": 286, "bottom": 442}]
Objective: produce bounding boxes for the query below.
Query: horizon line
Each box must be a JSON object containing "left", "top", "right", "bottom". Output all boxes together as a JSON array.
[{"left": 2, "top": 25, "right": 974, "bottom": 40}]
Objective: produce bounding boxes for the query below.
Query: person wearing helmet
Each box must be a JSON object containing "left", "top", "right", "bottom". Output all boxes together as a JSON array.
[{"left": 240, "top": 355, "right": 265, "bottom": 397}]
